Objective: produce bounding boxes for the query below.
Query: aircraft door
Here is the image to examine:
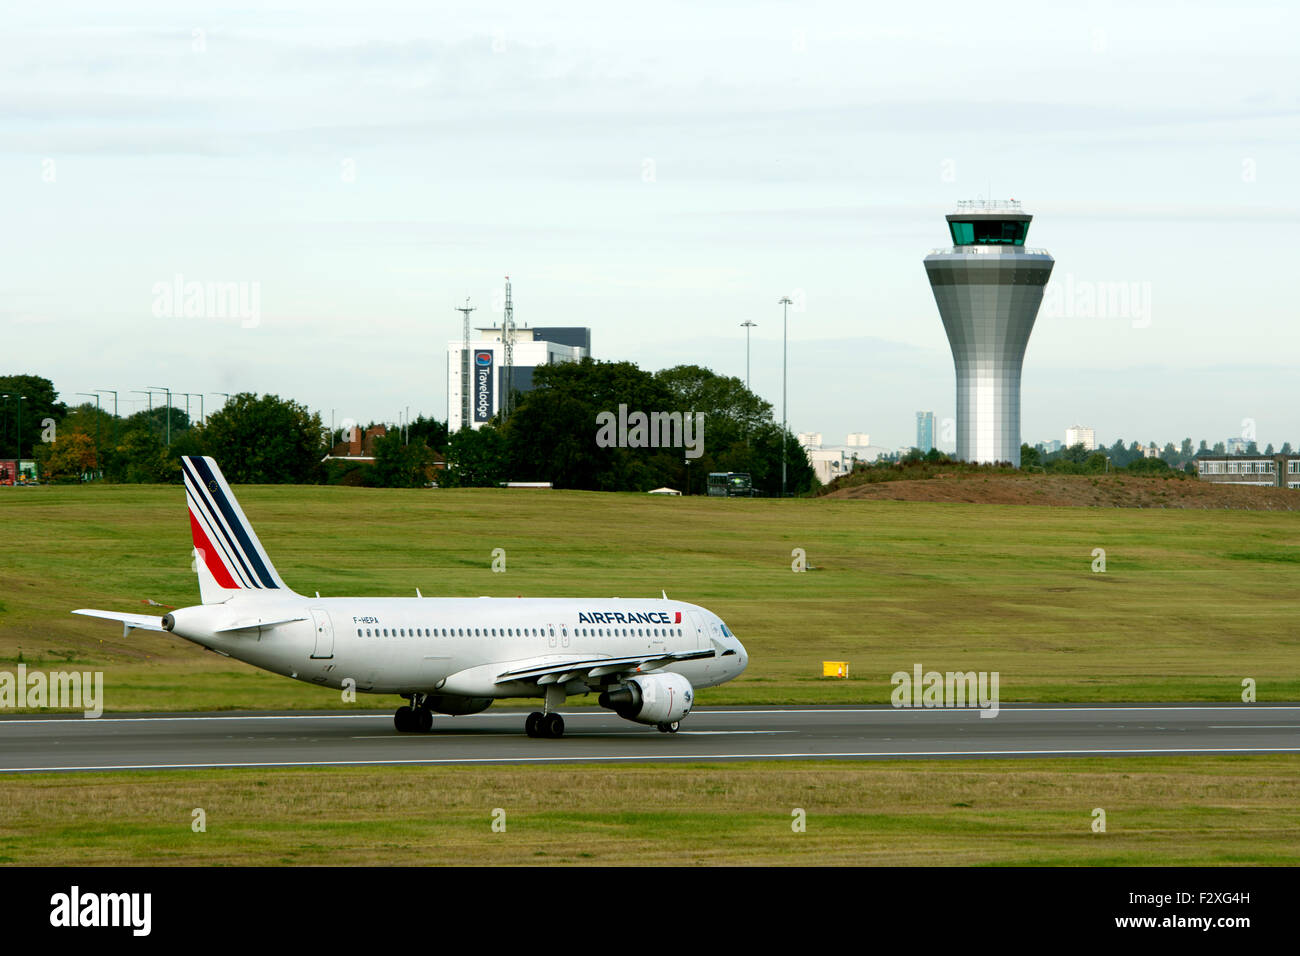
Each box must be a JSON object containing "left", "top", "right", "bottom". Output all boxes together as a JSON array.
[
  {"left": 309, "top": 607, "right": 334, "bottom": 659},
  {"left": 686, "top": 611, "right": 709, "bottom": 651}
]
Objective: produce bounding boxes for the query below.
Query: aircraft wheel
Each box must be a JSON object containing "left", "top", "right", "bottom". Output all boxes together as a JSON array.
[
  {"left": 394, "top": 706, "right": 414, "bottom": 732},
  {"left": 543, "top": 713, "right": 565, "bottom": 738},
  {"left": 657, "top": 721, "right": 680, "bottom": 734},
  {"left": 525, "top": 711, "right": 543, "bottom": 737},
  {"left": 416, "top": 708, "right": 433, "bottom": 733}
]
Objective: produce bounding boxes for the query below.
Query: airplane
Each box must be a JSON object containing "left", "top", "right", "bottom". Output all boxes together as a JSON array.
[{"left": 73, "top": 456, "right": 748, "bottom": 737}]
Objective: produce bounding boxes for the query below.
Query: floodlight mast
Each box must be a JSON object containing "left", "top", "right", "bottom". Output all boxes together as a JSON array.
[{"left": 455, "top": 299, "right": 475, "bottom": 430}]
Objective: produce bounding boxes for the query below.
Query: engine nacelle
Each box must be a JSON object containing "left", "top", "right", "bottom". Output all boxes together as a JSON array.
[
  {"left": 598, "top": 673, "right": 693, "bottom": 726},
  {"left": 425, "top": 694, "right": 492, "bottom": 716}
]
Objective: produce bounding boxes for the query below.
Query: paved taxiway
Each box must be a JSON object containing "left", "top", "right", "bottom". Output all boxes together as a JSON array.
[{"left": 1, "top": 704, "right": 1297, "bottom": 773}]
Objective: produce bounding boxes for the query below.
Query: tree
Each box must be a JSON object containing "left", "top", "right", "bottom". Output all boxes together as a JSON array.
[
  {"left": 124, "top": 404, "right": 192, "bottom": 445},
  {"left": 1198, "top": 439, "right": 1209, "bottom": 455},
  {"left": 1062, "top": 442, "right": 1091, "bottom": 464},
  {"left": 1212, "top": 441, "right": 1225, "bottom": 455},
  {"left": 1019, "top": 444, "right": 1041, "bottom": 469},
  {"left": 1264, "top": 443, "right": 1275, "bottom": 455},
  {"left": 1281, "top": 442, "right": 1294, "bottom": 455},
  {"left": 200, "top": 392, "right": 325, "bottom": 483},
  {"left": 1180, "top": 438, "right": 1194, "bottom": 461},
  {"left": 501, "top": 358, "right": 678, "bottom": 491},
  {"left": 111, "top": 428, "right": 175, "bottom": 483},
  {"left": 35, "top": 432, "right": 98, "bottom": 482},
  {"left": 0, "top": 374, "right": 64, "bottom": 459},
  {"left": 1127, "top": 455, "right": 1171, "bottom": 474},
  {"left": 373, "top": 432, "right": 435, "bottom": 488},
  {"left": 407, "top": 415, "right": 448, "bottom": 454},
  {"left": 444, "top": 426, "right": 507, "bottom": 487},
  {"left": 1084, "top": 452, "right": 1109, "bottom": 473}
]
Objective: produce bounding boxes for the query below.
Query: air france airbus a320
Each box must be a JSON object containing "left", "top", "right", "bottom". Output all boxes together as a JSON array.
[{"left": 73, "top": 456, "right": 747, "bottom": 737}]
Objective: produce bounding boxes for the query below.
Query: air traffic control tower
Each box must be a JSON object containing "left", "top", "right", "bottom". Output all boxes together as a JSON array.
[{"left": 924, "top": 199, "right": 1053, "bottom": 467}]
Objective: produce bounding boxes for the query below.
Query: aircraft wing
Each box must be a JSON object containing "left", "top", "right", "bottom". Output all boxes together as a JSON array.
[
  {"left": 494, "top": 648, "right": 716, "bottom": 686},
  {"left": 72, "top": 608, "right": 167, "bottom": 638}
]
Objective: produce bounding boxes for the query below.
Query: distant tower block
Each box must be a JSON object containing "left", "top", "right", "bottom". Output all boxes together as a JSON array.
[{"left": 924, "top": 200, "right": 1054, "bottom": 467}]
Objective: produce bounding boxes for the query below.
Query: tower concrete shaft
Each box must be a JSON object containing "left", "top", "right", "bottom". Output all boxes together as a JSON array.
[{"left": 923, "top": 200, "right": 1053, "bottom": 467}]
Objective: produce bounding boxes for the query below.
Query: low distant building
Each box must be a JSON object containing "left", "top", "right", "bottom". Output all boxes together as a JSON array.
[
  {"left": 1065, "top": 425, "right": 1096, "bottom": 451},
  {"left": 1225, "top": 437, "right": 1247, "bottom": 455},
  {"left": 448, "top": 325, "right": 590, "bottom": 431},
  {"left": 1196, "top": 454, "right": 1300, "bottom": 489},
  {"left": 807, "top": 447, "right": 850, "bottom": 484},
  {"left": 323, "top": 425, "right": 387, "bottom": 464},
  {"left": 846, "top": 432, "right": 871, "bottom": 448},
  {"left": 797, "top": 432, "right": 823, "bottom": 450}
]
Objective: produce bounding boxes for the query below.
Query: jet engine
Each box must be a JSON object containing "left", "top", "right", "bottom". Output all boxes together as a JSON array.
[{"left": 598, "top": 673, "right": 693, "bottom": 726}]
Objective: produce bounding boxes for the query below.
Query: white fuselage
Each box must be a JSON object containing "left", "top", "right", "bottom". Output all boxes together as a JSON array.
[{"left": 165, "top": 595, "right": 748, "bottom": 700}]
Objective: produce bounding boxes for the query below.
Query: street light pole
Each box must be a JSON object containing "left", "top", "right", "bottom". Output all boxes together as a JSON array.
[
  {"left": 130, "top": 390, "right": 155, "bottom": 438},
  {"left": 16, "top": 395, "right": 25, "bottom": 462},
  {"left": 740, "top": 320, "right": 756, "bottom": 390},
  {"left": 778, "top": 297, "right": 792, "bottom": 498},
  {"left": 148, "top": 385, "right": 172, "bottom": 445},
  {"left": 77, "top": 392, "right": 101, "bottom": 478},
  {"left": 95, "top": 390, "right": 119, "bottom": 458}
]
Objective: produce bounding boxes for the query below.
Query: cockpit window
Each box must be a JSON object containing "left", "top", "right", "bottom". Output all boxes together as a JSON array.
[{"left": 720, "top": 622, "right": 733, "bottom": 637}]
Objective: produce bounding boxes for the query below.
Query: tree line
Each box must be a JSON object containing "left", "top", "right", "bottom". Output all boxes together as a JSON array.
[{"left": 5, "top": 363, "right": 818, "bottom": 494}]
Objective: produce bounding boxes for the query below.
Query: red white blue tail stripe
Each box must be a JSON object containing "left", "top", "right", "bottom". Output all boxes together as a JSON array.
[{"left": 182, "top": 456, "right": 286, "bottom": 591}]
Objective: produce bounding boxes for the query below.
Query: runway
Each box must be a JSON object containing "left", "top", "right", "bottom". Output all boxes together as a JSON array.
[{"left": 1, "top": 704, "right": 1298, "bottom": 773}]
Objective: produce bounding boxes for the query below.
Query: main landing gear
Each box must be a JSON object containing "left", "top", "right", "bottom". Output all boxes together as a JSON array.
[
  {"left": 394, "top": 694, "right": 434, "bottom": 733},
  {"left": 525, "top": 711, "right": 565, "bottom": 738},
  {"left": 525, "top": 684, "right": 567, "bottom": 738}
]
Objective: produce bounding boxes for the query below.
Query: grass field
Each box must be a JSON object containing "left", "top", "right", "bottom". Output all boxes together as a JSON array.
[
  {"left": 1, "top": 482, "right": 1298, "bottom": 711},
  {"left": 1, "top": 757, "right": 1296, "bottom": 865}
]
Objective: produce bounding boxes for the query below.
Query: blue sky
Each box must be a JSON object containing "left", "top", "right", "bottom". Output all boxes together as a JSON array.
[{"left": 4, "top": 1, "right": 1297, "bottom": 450}]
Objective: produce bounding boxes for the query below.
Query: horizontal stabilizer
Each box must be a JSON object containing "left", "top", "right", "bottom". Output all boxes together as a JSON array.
[{"left": 72, "top": 608, "right": 168, "bottom": 638}]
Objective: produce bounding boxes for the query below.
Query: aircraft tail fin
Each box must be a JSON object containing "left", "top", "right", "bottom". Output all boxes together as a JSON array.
[{"left": 181, "top": 456, "right": 291, "bottom": 604}]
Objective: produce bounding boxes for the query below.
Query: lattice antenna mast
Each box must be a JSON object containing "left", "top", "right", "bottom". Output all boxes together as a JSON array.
[
  {"left": 455, "top": 298, "right": 475, "bottom": 429},
  {"left": 502, "top": 275, "right": 515, "bottom": 419}
]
